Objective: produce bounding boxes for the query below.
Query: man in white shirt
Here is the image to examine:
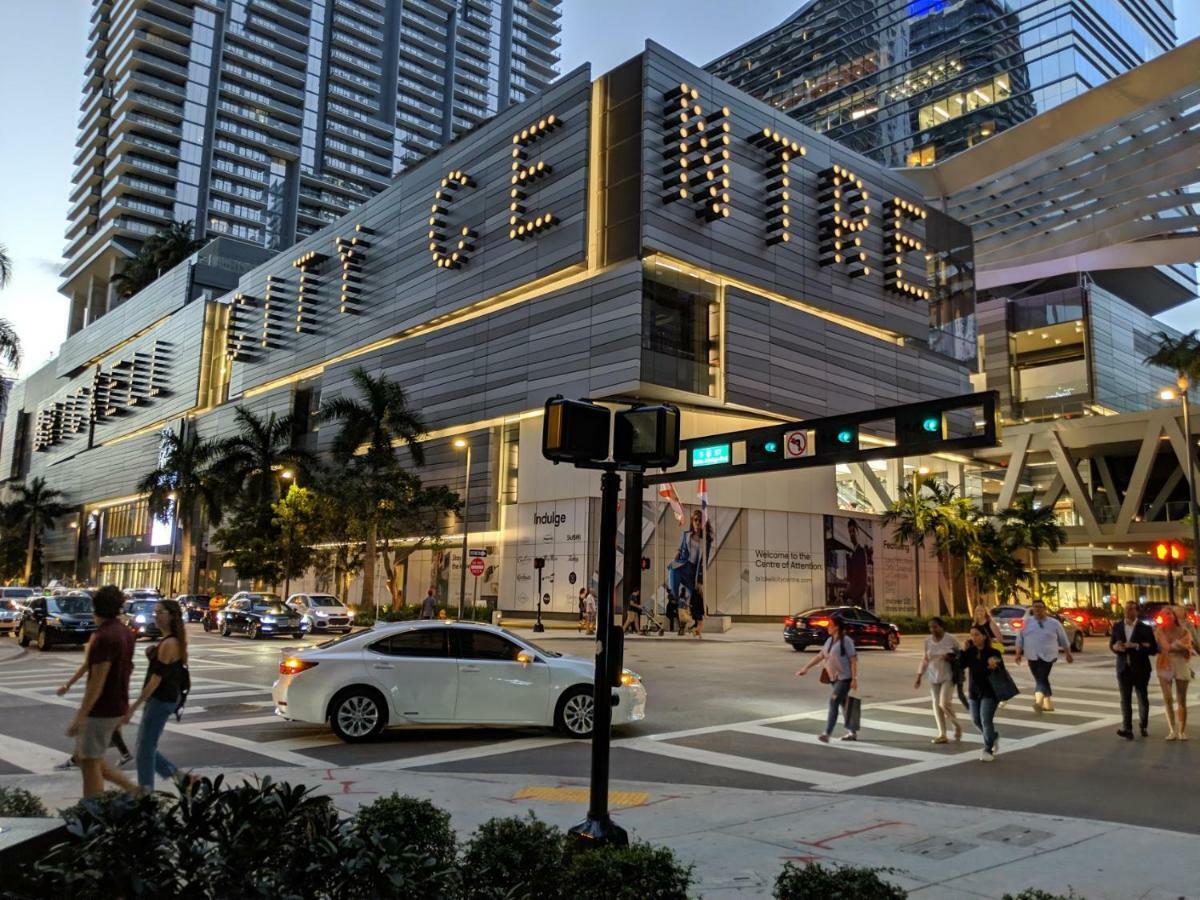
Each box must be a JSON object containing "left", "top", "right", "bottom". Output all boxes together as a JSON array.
[{"left": 1014, "top": 600, "right": 1073, "bottom": 711}]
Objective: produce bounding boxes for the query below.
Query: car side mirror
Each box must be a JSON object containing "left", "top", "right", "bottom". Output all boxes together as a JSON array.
[{"left": 516, "top": 651, "right": 534, "bottom": 666}]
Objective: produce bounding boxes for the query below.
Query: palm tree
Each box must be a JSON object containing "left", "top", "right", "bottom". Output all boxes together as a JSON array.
[
  {"left": 998, "top": 493, "right": 1067, "bottom": 602},
  {"left": 136, "top": 426, "right": 225, "bottom": 594},
  {"left": 1143, "top": 329, "right": 1200, "bottom": 386},
  {"left": 0, "top": 243, "right": 22, "bottom": 380},
  {"left": 882, "top": 480, "right": 941, "bottom": 614},
  {"left": 0, "top": 243, "right": 12, "bottom": 288},
  {"left": 5, "top": 477, "right": 73, "bottom": 584},
  {"left": 974, "top": 521, "right": 1029, "bottom": 605},
  {"left": 211, "top": 407, "right": 313, "bottom": 520},
  {"left": 111, "top": 221, "right": 205, "bottom": 299},
  {"left": 322, "top": 367, "right": 427, "bottom": 609}
]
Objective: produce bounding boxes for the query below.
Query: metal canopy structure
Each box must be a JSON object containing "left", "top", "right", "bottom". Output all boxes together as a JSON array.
[{"left": 905, "top": 38, "right": 1200, "bottom": 308}]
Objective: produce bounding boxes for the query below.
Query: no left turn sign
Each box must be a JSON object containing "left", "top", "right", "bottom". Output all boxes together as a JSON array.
[{"left": 784, "top": 429, "right": 814, "bottom": 459}]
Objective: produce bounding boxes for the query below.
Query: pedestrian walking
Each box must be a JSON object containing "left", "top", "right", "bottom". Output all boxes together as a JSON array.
[
  {"left": 689, "top": 584, "right": 705, "bottom": 639},
  {"left": 914, "top": 617, "right": 962, "bottom": 743},
  {"left": 1155, "top": 606, "right": 1193, "bottom": 741},
  {"left": 65, "top": 585, "right": 137, "bottom": 799},
  {"left": 1111, "top": 600, "right": 1156, "bottom": 739},
  {"left": 420, "top": 586, "right": 437, "bottom": 619},
  {"left": 55, "top": 635, "right": 133, "bottom": 769},
  {"left": 972, "top": 601, "right": 1003, "bottom": 650},
  {"left": 1014, "top": 599, "right": 1073, "bottom": 711},
  {"left": 663, "top": 583, "right": 678, "bottom": 635},
  {"left": 797, "top": 614, "right": 858, "bottom": 742},
  {"left": 124, "top": 599, "right": 190, "bottom": 792},
  {"left": 624, "top": 589, "right": 643, "bottom": 634},
  {"left": 583, "top": 588, "right": 597, "bottom": 635},
  {"left": 963, "top": 624, "right": 1004, "bottom": 761}
]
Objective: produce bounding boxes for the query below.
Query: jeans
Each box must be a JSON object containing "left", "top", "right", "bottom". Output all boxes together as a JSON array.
[
  {"left": 825, "top": 678, "right": 852, "bottom": 735},
  {"left": 1118, "top": 669, "right": 1150, "bottom": 732},
  {"left": 929, "top": 681, "right": 959, "bottom": 737},
  {"left": 136, "top": 697, "right": 178, "bottom": 791},
  {"left": 969, "top": 696, "right": 998, "bottom": 753},
  {"left": 1027, "top": 658, "right": 1055, "bottom": 696}
]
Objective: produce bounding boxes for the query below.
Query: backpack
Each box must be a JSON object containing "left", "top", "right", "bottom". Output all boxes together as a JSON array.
[{"left": 174, "top": 663, "right": 191, "bottom": 721}]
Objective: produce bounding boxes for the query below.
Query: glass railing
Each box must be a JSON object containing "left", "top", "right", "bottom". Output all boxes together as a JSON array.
[{"left": 1012, "top": 387, "right": 1195, "bottom": 422}]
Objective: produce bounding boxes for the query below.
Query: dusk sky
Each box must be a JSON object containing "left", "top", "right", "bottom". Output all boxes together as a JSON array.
[{"left": 0, "top": 2, "right": 1195, "bottom": 378}]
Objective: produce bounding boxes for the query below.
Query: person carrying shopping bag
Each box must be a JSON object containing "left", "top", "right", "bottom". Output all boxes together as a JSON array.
[{"left": 797, "top": 615, "right": 859, "bottom": 742}]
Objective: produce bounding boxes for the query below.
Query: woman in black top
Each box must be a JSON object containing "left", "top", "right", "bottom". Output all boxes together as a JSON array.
[
  {"left": 124, "top": 598, "right": 188, "bottom": 791},
  {"left": 962, "top": 624, "right": 1003, "bottom": 762}
]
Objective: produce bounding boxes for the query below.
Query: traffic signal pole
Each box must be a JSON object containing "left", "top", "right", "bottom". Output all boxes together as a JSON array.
[{"left": 568, "top": 466, "right": 628, "bottom": 848}]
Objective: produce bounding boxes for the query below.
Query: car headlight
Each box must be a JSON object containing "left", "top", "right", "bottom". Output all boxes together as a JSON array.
[
  {"left": 619, "top": 669, "right": 641, "bottom": 687},
  {"left": 261, "top": 616, "right": 276, "bottom": 624},
  {"left": 134, "top": 615, "right": 147, "bottom": 624},
  {"left": 315, "top": 611, "right": 328, "bottom": 618}
]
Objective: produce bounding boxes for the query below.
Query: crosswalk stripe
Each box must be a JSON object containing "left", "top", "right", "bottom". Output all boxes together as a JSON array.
[
  {"left": 363, "top": 735, "right": 569, "bottom": 772},
  {"left": 730, "top": 723, "right": 944, "bottom": 762},
  {"left": 617, "top": 737, "right": 830, "bottom": 785},
  {"left": 868, "top": 702, "right": 1067, "bottom": 731},
  {"left": 0, "top": 733, "right": 66, "bottom": 774}
]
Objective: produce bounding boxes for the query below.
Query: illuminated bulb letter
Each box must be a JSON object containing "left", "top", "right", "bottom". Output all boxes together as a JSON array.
[
  {"left": 817, "top": 165, "right": 870, "bottom": 278},
  {"left": 883, "top": 197, "right": 931, "bottom": 300},
  {"left": 429, "top": 170, "right": 476, "bottom": 269},
  {"left": 750, "top": 127, "right": 805, "bottom": 246},
  {"left": 661, "top": 86, "right": 731, "bottom": 221},
  {"left": 509, "top": 114, "right": 562, "bottom": 241}
]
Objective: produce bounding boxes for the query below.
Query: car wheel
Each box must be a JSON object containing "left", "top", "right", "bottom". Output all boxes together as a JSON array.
[
  {"left": 35, "top": 627, "right": 52, "bottom": 652},
  {"left": 791, "top": 643, "right": 806, "bottom": 652},
  {"left": 885, "top": 632, "right": 900, "bottom": 651},
  {"left": 248, "top": 621, "right": 260, "bottom": 640},
  {"left": 17, "top": 624, "right": 30, "bottom": 647},
  {"left": 1071, "top": 631, "right": 1084, "bottom": 653},
  {"left": 555, "top": 686, "right": 595, "bottom": 738},
  {"left": 329, "top": 689, "right": 387, "bottom": 743},
  {"left": 221, "top": 619, "right": 232, "bottom": 637}
]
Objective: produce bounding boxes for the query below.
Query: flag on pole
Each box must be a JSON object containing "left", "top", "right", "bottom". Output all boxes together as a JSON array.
[{"left": 659, "top": 480, "right": 685, "bottom": 526}]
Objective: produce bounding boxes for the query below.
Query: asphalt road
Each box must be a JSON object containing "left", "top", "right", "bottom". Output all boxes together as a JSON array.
[{"left": 0, "top": 623, "right": 1195, "bottom": 834}]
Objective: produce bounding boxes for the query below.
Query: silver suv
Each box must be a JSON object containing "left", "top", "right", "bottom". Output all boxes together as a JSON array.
[{"left": 285, "top": 593, "right": 353, "bottom": 634}]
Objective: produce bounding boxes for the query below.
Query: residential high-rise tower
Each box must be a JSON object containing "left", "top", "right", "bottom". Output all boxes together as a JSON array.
[{"left": 63, "top": 0, "right": 561, "bottom": 334}]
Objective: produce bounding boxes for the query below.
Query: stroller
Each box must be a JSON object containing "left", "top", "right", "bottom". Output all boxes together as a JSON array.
[{"left": 630, "top": 596, "right": 667, "bottom": 636}]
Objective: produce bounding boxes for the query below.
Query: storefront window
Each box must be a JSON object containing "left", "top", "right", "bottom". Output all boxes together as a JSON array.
[{"left": 642, "top": 260, "right": 720, "bottom": 397}]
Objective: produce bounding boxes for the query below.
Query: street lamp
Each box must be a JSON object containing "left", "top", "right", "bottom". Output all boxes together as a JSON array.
[
  {"left": 1162, "top": 377, "right": 1200, "bottom": 606},
  {"left": 166, "top": 491, "right": 179, "bottom": 597},
  {"left": 454, "top": 437, "right": 472, "bottom": 620},
  {"left": 908, "top": 465, "right": 930, "bottom": 613},
  {"left": 281, "top": 469, "right": 294, "bottom": 481}
]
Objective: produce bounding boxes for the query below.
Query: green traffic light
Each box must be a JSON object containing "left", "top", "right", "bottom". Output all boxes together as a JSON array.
[
  {"left": 837, "top": 429, "right": 854, "bottom": 444},
  {"left": 763, "top": 441, "right": 778, "bottom": 454},
  {"left": 922, "top": 416, "right": 940, "bottom": 433}
]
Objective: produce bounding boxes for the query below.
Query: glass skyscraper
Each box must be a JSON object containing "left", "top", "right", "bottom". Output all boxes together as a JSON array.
[
  {"left": 64, "top": 0, "right": 561, "bottom": 335},
  {"left": 707, "top": 0, "right": 1176, "bottom": 168}
]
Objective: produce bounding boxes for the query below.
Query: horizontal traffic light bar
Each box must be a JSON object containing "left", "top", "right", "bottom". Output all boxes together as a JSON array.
[{"left": 643, "top": 391, "right": 999, "bottom": 485}]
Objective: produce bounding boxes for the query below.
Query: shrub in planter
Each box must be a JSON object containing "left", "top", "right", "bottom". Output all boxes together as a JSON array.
[
  {"left": 351, "top": 794, "right": 459, "bottom": 899},
  {"left": 460, "top": 813, "right": 566, "bottom": 900},
  {"left": 559, "top": 841, "right": 693, "bottom": 900},
  {"left": 0, "top": 784, "right": 48, "bottom": 817},
  {"left": 774, "top": 861, "right": 907, "bottom": 899},
  {"left": 1002, "top": 890, "right": 1083, "bottom": 900}
]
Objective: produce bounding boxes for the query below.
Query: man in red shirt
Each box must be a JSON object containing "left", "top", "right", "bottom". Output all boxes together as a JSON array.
[{"left": 67, "top": 584, "right": 137, "bottom": 798}]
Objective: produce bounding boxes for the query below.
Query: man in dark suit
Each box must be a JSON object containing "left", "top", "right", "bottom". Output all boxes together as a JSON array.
[{"left": 1111, "top": 600, "right": 1157, "bottom": 739}]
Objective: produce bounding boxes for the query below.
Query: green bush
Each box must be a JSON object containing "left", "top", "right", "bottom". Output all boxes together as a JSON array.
[
  {"left": 460, "top": 813, "right": 566, "bottom": 900},
  {"left": 887, "top": 615, "right": 974, "bottom": 635},
  {"left": 0, "top": 785, "right": 48, "bottom": 817},
  {"left": 560, "top": 841, "right": 693, "bottom": 900},
  {"left": 1002, "top": 890, "right": 1083, "bottom": 900},
  {"left": 774, "top": 861, "right": 907, "bottom": 899},
  {"left": 353, "top": 794, "right": 459, "bottom": 898}
]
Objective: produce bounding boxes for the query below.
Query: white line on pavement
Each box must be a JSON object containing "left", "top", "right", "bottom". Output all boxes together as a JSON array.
[
  {"left": 617, "top": 737, "right": 831, "bottom": 785},
  {"left": 361, "top": 736, "right": 568, "bottom": 772},
  {"left": 730, "top": 723, "right": 945, "bottom": 762},
  {"left": 867, "top": 702, "right": 1068, "bottom": 731},
  {"left": 0, "top": 733, "right": 68, "bottom": 774}
]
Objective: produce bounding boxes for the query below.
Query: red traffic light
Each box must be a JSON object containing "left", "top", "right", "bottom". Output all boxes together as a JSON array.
[{"left": 1154, "top": 540, "right": 1184, "bottom": 563}]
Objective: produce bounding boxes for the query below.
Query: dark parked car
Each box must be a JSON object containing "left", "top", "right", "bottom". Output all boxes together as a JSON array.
[
  {"left": 220, "top": 593, "right": 306, "bottom": 640},
  {"left": 992, "top": 605, "right": 1084, "bottom": 652},
  {"left": 121, "top": 599, "right": 162, "bottom": 640},
  {"left": 783, "top": 606, "right": 900, "bottom": 652},
  {"left": 17, "top": 593, "right": 97, "bottom": 651},
  {"left": 1137, "top": 602, "right": 1200, "bottom": 629},
  {"left": 178, "top": 594, "right": 212, "bottom": 623},
  {"left": 1059, "top": 606, "right": 1113, "bottom": 637}
]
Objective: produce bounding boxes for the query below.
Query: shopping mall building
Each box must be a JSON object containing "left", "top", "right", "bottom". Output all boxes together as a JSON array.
[{"left": 3, "top": 42, "right": 1194, "bottom": 614}]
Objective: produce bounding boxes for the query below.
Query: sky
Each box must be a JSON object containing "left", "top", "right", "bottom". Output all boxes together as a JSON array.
[{"left": 0, "top": 1, "right": 1196, "bottom": 379}]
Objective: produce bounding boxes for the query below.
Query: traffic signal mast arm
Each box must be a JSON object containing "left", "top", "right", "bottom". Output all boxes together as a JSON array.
[{"left": 643, "top": 391, "right": 1000, "bottom": 485}]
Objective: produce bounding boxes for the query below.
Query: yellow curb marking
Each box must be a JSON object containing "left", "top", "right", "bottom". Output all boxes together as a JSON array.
[{"left": 514, "top": 786, "right": 650, "bottom": 807}]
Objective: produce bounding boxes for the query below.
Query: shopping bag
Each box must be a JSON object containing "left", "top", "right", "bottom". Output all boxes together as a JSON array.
[
  {"left": 987, "top": 664, "right": 1019, "bottom": 702},
  {"left": 844, "top": 692, "right": 862, "bottom": 732}
]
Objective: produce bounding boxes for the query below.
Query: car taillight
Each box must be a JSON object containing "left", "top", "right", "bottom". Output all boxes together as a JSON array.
[
  {"left": 1072, "top": 615, "right": 1085, "bottom": 623},
  {"left": 280, "top": 657, "right": 318, "bottom": 676},
  {"left": 1155, "top": 614, "right": 1165, "bottom": 627},
  {"left": 784, "top": 617, "right": 795, "bottom": 627},
  {"left": 810, "top": 618, "right": 831, "bottom": 628},
  {"left": 1011, "top": 619, "right": 1024, "bottom": 629}
]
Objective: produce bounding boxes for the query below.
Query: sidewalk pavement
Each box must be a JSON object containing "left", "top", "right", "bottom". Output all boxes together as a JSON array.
[{"left": 10, "top": 766, "right": 1194, "bottom": 899}]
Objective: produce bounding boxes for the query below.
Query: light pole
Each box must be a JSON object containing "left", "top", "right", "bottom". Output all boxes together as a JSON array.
[
  {"left": 1163, "top": 377, "right": 1200, "bottom": 606},
  {"left": 166, "top": 491, "right": 178, "bottom": 597},
  {"left": 454, "top": 438, "right": 472, "bottom": 620},
  {"left": 910, "top": 465, "right": 929, "bottom": 614}
]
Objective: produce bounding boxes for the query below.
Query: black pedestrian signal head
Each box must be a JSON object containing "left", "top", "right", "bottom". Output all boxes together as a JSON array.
[
  {"left": 542, "top": 397, "right": 611, "bottom": 465},
  {"left": 613, "top": 404, "right": 681, "bottom": 469},
  {"left": 533, "top": 557, "right": 545, "bottom": 570},
  {"left": 747, "top": 434, "right": 783, "bottom": 464},
  {"left": 815, "top": 421, "right": 858, "bottom": 453},
  {"left": 640, "top": 556, "right": 651, "bottom": 570}
]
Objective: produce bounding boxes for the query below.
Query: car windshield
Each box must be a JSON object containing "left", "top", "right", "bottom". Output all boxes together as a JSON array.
[
  {"left": 3, "top": 589, "right": 33, "bottom": 599},
  {"left": 244, "top": 594, "right": 279, "bottom": 604},
  {"left": 50, "top": 596, "right": 93, "bottom": 616},
  {"left": 308, "top": 596, "right": 342, "bottom": 607},
  {"left": 992, "top": 608, "right": 1025, "bottom": 619},
  {"left": 500, "top": 628, "right": 562, "bottom": 657},
  {"left": 126, "top": 601, "right": 157, "bottom": 615},
  {"left": 317, "top": 631, "right": 363, "bottom": 650},
  {"left": 252, "top": 602, "right": 289, "bottom": 614}
]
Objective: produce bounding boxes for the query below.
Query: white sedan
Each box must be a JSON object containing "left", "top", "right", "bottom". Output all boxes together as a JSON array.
[{"left": 271, "top": 621, "right": 647, "bottom": 742}]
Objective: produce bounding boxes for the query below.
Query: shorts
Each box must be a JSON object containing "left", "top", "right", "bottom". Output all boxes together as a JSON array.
[{"left": 77, "top": 716, "right": 122, "bottom": 760}]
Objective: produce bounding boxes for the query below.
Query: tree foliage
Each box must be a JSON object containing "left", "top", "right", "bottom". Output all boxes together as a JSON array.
[
  {"left": 110, "top": 221, "right": 205, "bottom": 299},
  {"left": 1142, "top": 329, "right": 1200, "bottom": 385},
  {"left": 2, "top": 476, "right": 73, "bottom": 584}
]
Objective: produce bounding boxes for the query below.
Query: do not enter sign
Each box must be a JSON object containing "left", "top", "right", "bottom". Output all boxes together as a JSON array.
[{"left": 469, "top": 557, "right": 486, "bottom": 577}]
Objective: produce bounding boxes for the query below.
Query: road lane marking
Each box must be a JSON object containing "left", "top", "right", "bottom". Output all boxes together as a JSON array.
[
  {"left": 0, "top": 733, "right": 69, "bottom": 774},
  {"left": 730, "top": 723, "right": 945, "bottom": 762},
  {"left": 866, "top": 702, "right": 1068, "bottom": 732},
  {"left": 617, "top": 737, "right": 830, "bottom": 785}
]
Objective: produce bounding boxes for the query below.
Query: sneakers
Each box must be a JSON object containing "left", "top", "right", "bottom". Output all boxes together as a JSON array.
[
  {"left": 54, "top": 758, "right": 76, "bottom": 771},
  {"left": 1140, "top": 726, "right": 1149, "bottom": 738},
  {"left": 1042, "top": 697, "right": 1055, "bottom": 712},
  {"left": 931, "top": 735, "right": 949, "bottom": 745},
  {"left": 817, "top": 733, "right": 830, "bottom": 743},
  {"left": 118, "top": 753, "right": 134, "bottom": 768},
  {"left": 980, "top": 750, "right": 995, "bottom": 762},
  {"left": 1116, "top": 729, "right": 1133, "bottom": 740},
  {"left": 840, "top": 732, "right": 858, "bottom": 742},
  {"left": 992, "top": 737, "right": 1000, "bottom": 757}
]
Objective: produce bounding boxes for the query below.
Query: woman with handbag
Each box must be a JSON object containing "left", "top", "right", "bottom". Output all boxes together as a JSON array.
[
  {"left": 972, "top": 601, "right": 1003, "bottom": 652},
  {"left": 963, "top": 624, "right": 1008, "bottom": 762},
  {"left": 797, "top": 615, "right": 858, "bottom": 743},
  {"left": 1155, "top": 606, "right": 1193, "bottom": 741},
  {"left": 914, "top": 617, "right": 962, "bottom": 744}
]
